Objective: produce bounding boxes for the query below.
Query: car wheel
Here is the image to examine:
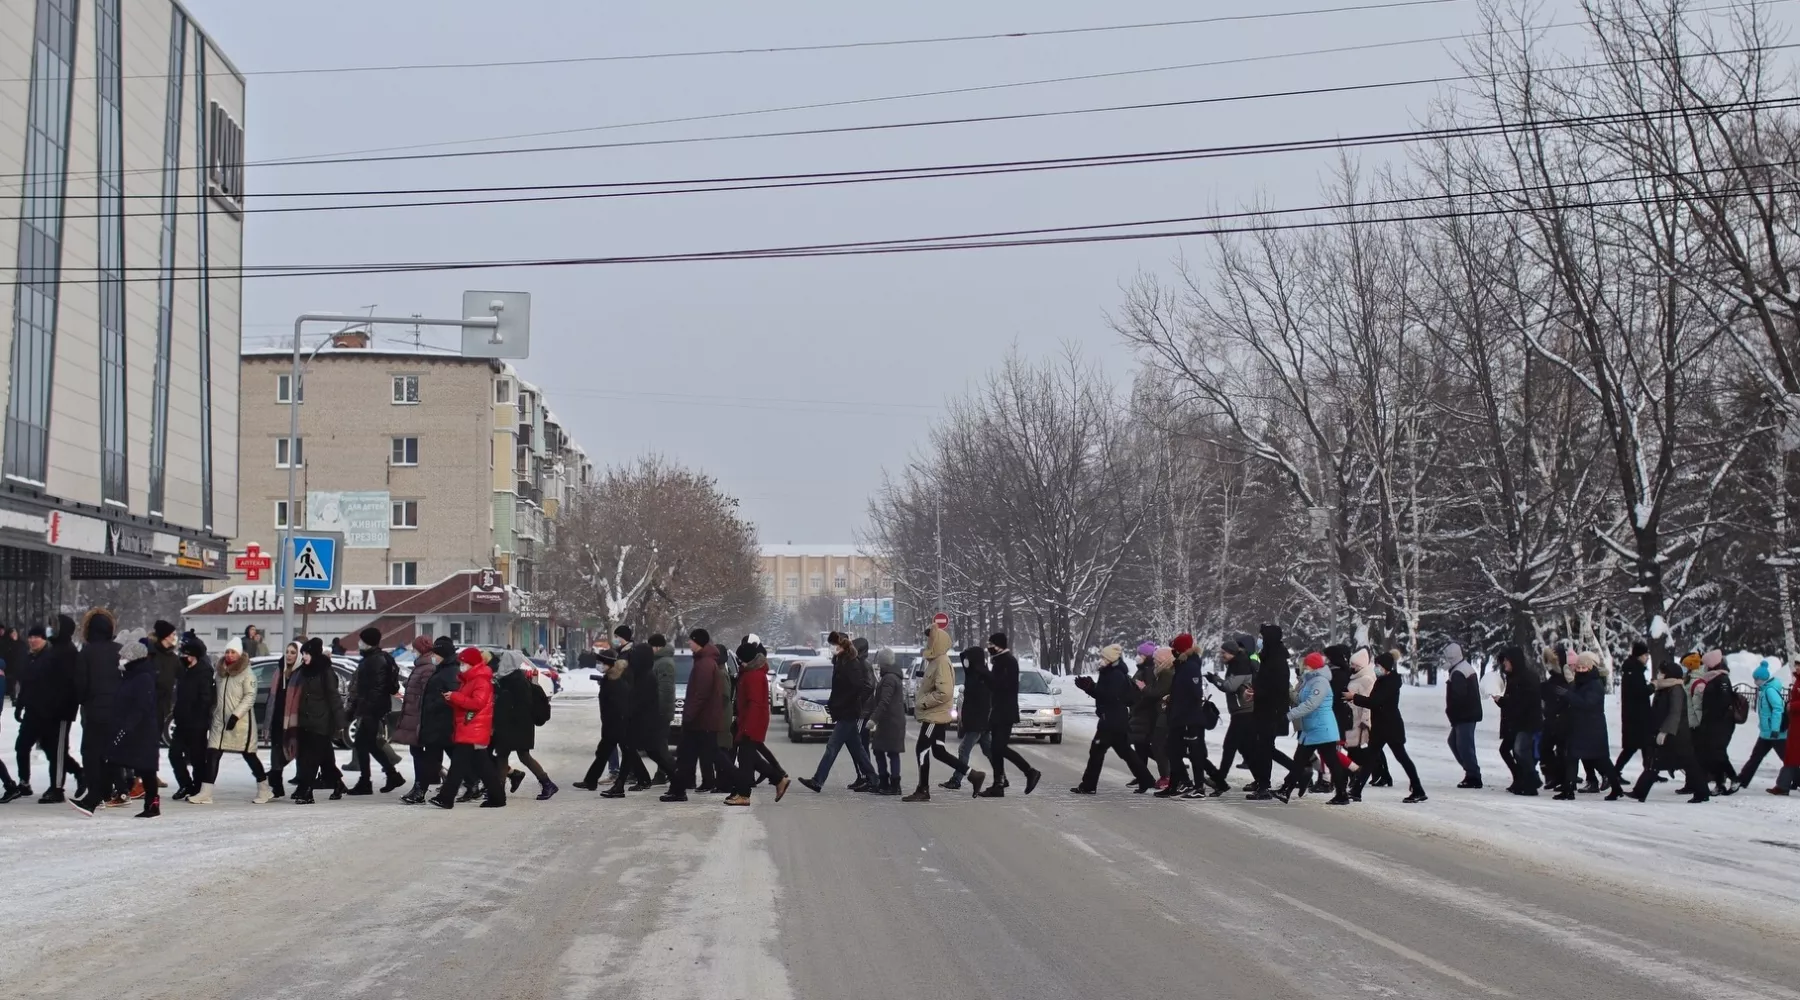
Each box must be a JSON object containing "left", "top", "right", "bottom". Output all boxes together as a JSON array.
[
  {"left": 1050, "top": 734, "right": 1062, "bottom": 745},
  {"left": 788, "top": 728, "right": 802, "bottom": 743}
]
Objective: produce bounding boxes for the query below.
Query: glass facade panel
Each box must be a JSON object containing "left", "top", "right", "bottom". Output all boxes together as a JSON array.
[
  {"left": 146, "top": 6, "right": 186, "bottom": 514},
  {"left": 95, "top": 0, "right": 128, "bottom": 504},
  {"left": 192, "top": 38, "right": 214, "bottom": 529}
]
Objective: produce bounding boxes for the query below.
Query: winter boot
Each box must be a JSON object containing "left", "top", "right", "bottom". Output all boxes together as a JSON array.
[
  {"left": 1310, "top": 778, "right": 1332, "bottom": 795},
  {"left": 537, "top": 780, "right": 559, "bottom": 801},
  {"left": 1349, "top": 772, "right": 1368, "bottom": 802},
  {"left": 1326, "top": 794, "right": 1352, "bottom": 806},
  {"left": 188, "top": 783, "right": 215, "bottom": 805},
  {"left": 253, "top": 781, "right": 274, "bottom": 804},
  {"left": 509, "top": 770, "right": 526, "bottom": 794},
  {"left": 2, "top": 783, "right": 32, "bottom": 803},
  {"left": 1552, "top": 787, "right": 1576, "bottom": 801},
  {"left": 136, "top": 795, "right": 161, "bottom": 818},
  {"left": 903, "top": 783, "right": 932, "bottom": 802},
  {"left": 1579, "top": 779, "right": 1601, "bottom": 794},
  {"left": 1403, "top": 789, "right": 1428, "bottom": 804},
  {"left": 457, "top": 785, "right": 484, "bottom": 803},
  {"left": 171, "top": 785, "right": 192, "bottom": 802},
  {"left": 380, "top": 771, "right": 407, "bottom": 794},
  {"left": 1603, "top": 786, "right": 1623, "bottom": 802},
  {"left": 1023, "top": 768, "right": 1042, "bottom": 796},
  {"left": 38, "top": 787, "right": 65, "bottom": 805},
  {"left": 70, "top": 789, "right": 105, "bottom": 817},
  {"left": 346, "top": 777, "right": 375, "bottom": 796}
]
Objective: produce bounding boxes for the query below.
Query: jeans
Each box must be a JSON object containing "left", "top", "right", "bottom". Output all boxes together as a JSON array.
[
  {"left": 811, "top": 718, "right": 875, "bottom": 785},
  {"left": 873, "top": 751, "right": 899, "bottom": 783},
  {"left": 1509, "top": 730, "right": 1540, "bottom": 791},
  {"left": 1448, "top": 722, "right": 1481, "bottom": 783}
]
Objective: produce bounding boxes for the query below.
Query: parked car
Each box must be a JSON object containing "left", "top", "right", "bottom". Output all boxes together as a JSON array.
[
  {"left": 766, "top": 654, "right": 796, "bottom": 715},
  {"left": 783, "top": 658, "right": 835, "bottom": 742},
  {"left": 247, "top": 654, "right": 361, "bottom": 749}
]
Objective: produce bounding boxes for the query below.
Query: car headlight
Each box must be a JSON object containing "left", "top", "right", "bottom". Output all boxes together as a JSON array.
[
  {"left": 793, "top": 698, "right": 820, "bottom": 713},
  {"left": 1039, "top": 708, "right": 1060, "bottom": 716}
]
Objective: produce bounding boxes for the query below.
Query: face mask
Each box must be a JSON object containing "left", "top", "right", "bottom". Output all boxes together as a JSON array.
[{"left": 459, "top": 663, "right": 470, "bottom": 674}]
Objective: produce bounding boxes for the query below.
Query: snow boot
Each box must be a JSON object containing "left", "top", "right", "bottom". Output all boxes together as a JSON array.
[
  {"left": 1023, "top": 768, "right": 1042, "bottom": 796},
  {"left": 188, "top": 783, "right": 215, "bottom": 804},
  {"left": 903, "top": 783, "right": 932, "bottom": 802},
  {"left": 1403, "top": 789, "right": 1428, "bottom": 804},
  {"left": 171, "top": 785, "right": 192, "bottom": 802},
  {"left": 509, "top": 770, "right": 526, "bottom": 794},
  {"left": 537, "top": 780, "right": 559, "bottom": 801},
  {"left": 966, "top": 770, "right": 987, "bottom": 798},
  {"left": 380, "top": 771, "right": 407, "bottom": 794},
  {"left": 346, "top": 777, "right": 375, "bottom": 796},
  {"left": 38, "top": 787, "right": 65, "bottom": 805},
  {"left": 136, "top": 795, "right": 160, "bottom": 818},
  {"left": 253, "top": 781, "right": 274, "bottom": 804}
]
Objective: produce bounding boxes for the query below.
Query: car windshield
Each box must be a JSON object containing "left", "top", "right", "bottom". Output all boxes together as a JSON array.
[
  {"left": 786, "top": 663, "right": 803, "bottom": 684},
  {"left": 674, "top": 657, "right": 694, "bottom": 684},
  {"left": 799, "top": 666, "right": 833, "bottom": 690},
  {"left": 1018, "top": 672, "right": 1051, "bottom": 694},
  {"left": 894, "top": 653, "right": 920, "bottom": 675}
]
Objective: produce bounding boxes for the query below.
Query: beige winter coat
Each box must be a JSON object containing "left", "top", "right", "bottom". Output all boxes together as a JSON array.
[
  {"left": 914, "top": 626, "right": 957, "bottom": 725},
  {"left": 208, "top": 655, "right": 259, "bottom": 753},
  {"left": 1346, "top": 651, "right": 1376, "bottom": 748}
]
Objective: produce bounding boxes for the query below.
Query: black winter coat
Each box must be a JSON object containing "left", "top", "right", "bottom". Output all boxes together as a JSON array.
[
  {"left": 151, "top": 646, "right": 182, "bottom": 725},
  {"left": 1327, "top": 658, "right": 1354, "bottom": 738},
  {"left": 172, "top": 661, "right": 217, "bottom": 740},
  {"left": 826, "top": 647, "right": 869, "bottom": 723},
  {"left": 1128, "top": 660, "right": 1160, "bottom": 742},
  {"left": 1351, "top": 670, "right": 1408, "bottom": 746},
  {"left": 1564, "top": 670, "right": 1610, "bottom": 759},
  {"left": 987, "top": 650, "right": 1022, "bottom": 730},
  {"left": 1499, "top": 666, "right": 1543, "bottom": 732},
  {"left": 1445, "top": 665, "right": 1483, "bottom": 724},
  {"left": 958, "top": 651, "right": 992, "bottom": 736},
  {"left": 295, "top": 658, "right": 346, "bottom": 738},
  {"left": 1697, "top": 671, "right": 1739, "bottom": 755},
  {"left": 350, "top": 648, "right": 400, "bottom": 721},
  {"left": 74, "top": 638, "right": 123, "bottom": 726},
  {"left": 24, "top": 632, "right": 80, "bottom": 722},
  {"left": 420, "top": 649, "right": 462, "bottom": 748},
  {"left": 1076, "top": 661, "right": 1135, "bottom": 734},
  {"left": 598, "top": 664, "right": 631, "bottom": 740},
  {"left": 1166, "top": 653, "right": 1209, "bottom": 729},
  {"left": 106, "top": 656, "right": 161, "bottom": 772},
  {"left": 1251, "top": 627, "right": 1292, "bottom": 735},
  {"left": 491, "top": 669, "right": 537, "bottom": 752},
  {"left": 1541, "top": 672, "right": 1571, "bottom": 739},
  {"left": 625, "top": 644, "right": 661, "bottom": 744},
  {"left": 1616, "top": 658, "right": 1653, "bottom": 752}
]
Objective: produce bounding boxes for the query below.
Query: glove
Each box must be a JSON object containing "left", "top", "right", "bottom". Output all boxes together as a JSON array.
[
  {"left": 226, "top": 714, "right": 239, "bottom": 731},
  {"left": 1656, "top": 732, "right": 1667, "bottom": 746}
]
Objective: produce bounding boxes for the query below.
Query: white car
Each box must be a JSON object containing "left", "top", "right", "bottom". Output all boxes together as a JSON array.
[
  {"left": 1012, "top": 669, "right": 1063, "bottom": 744},
  {"left": 766, "top": 655, "right": 794, "bottom": 715}
]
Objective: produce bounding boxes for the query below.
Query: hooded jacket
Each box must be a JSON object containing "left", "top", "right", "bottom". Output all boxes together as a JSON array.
[
  {"left": 987, "top": 648, "right": 1022, "bottom": 731},
  {"left": 864, "top": 650, "right": 907, "bottom": 753},
  {"left": 622, "top": 642, "right": 661, "bottom": 744},
  {"left": 350, "top": 645, "right": 401, "bottom": 721},
  {"left": 826, "top": 643, "right": 867, "bottom": 723},
  {"left": 1345, "top": 649, "right": 1376, "bottom": 747},
  {"left": 1443, "top": 643, "right": 1483, "bottom": 725},
  {"left": 1351, "top": 666, "right": 1407, "bottom": 746},
  {"left": 1208, "top": 648, "right": 1255, "bottom": 716},
  {"left": 209, "top": 651, "right": 258, "bottom": 753},
  {"left": 1077, "top": 656, "right": 1136, "bottom": 734},
  {"left": 73, "top": 609, "right": 123, "bottom": 725},
  {"left": 1564, "top": 667, "right": 1611, "bottom": 760},
  {"left": 1251, "top": 625, "right": 1291, "bottom": 735},
  {"left": 1129, "top": 656, "right": 1163, "bottom": 743},
  {"left": 419, "top": 637, "right": 461, "bottom": 748},
  {"left": 1165, "top": 648, "right": 1209, "bottom": 729},
  {"left": 1753, "top": 664, "right": 1789, "bottom": 742},
  {"left": 958, "top": 647, "right": 992, "bottom": 736},
  {"left": 491, "top": 663, "right": 539, "bottom": 753},
  {"left": 1696, "top": 665, "right": 1738, "bottom": 753},
  {"left": 296, "top": 649, "right": 347, "bottom": 739},
  {"left": 914, "top": 626, "right": 957, "bottom": 725},
  {"left": 1616, "top": 654, "right": 1653, "bottom": 751},
  {"left": 26, "top": 615, "right": 80, "bottom": 723},
  {"left": 392, "top": 648, "right": 438, "bottom": 747},
  {"left": 106, "top": 643, "right": 162, "bottom": 772},
  {"left": 447, "top": 657, "right": 494, "bottom": 746},
  {"left": 1288, "top": 662, "right": 1340, "bottom": 745},
  {"left": 1497, "top": 649, "right": 1542, "bottom": 732},
  {"left": 682, "top": 645, "right": 725, "bottom": 733},
  {"left": 1541, "top": 666, "right": 1572, "bottom": 739},
  {"left": 736, "top": 656, "right": 771, "bottom": 742},
  {"left": 172, "top": 653, "right": 217, "bottom": 741}
]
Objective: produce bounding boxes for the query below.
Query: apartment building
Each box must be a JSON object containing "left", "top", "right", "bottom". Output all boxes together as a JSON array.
[{"left": 760, "top": 544, "right": 886, "bottom": 610}]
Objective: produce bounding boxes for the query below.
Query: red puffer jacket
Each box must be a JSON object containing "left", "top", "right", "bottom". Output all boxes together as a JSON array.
[
  {"left": 737, "top": 662, "right": 771, "bottom": 742},
  {"left": 447, "top": 660, "right": 494, "bottom": 746}
]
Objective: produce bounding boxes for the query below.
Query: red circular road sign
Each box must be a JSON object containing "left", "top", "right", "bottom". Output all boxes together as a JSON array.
[{"left": 932, "top": 612, "right": 949, "bottom": 630}]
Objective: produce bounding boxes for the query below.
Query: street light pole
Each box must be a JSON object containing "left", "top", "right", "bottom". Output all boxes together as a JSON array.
[{"left": 281, "top": 309, "right": 501, "bottom": 648}]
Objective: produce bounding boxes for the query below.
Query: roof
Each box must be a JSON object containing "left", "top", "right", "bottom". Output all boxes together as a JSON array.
[
  {"left": 760, "top": 544, "right": 867, "bottom": 559},
  {"left": 240, "top": 328, "right": 492, "bottom": 363}
]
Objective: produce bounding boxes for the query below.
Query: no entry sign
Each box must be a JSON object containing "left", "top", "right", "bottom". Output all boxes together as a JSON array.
[{"left": 933, "top": 612, "right": 949, "bottom": 630}]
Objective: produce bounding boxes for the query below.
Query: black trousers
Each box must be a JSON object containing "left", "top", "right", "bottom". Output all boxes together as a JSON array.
[
  {"left": 1080, "top": 726, "right": 1154, "bottom": 790},
  {"left": 17, "top": 717, "right": 81, "bottom": 788},
  {"left": 207, "top": 747, "right": 268, "bottom": 784},
  {"left": 1217, "top": 715, "right": 1255, "bottom": 774},
  {"left": 409, "top": 744, "right": 444, "bottom": 792},
  {"left": 1133, "top": 733, "right": 1168, "bottom": 780},
  {"left": 1630, "top": 744, "right": 1706, "bottom": 800},
  {"left": 612, "top": 732, "right": 677, "bottom": 793},
  {"left": 1354, "top": 740, "right": 1422, "bottom": 794},
  {"left": 1560, "top": 747, "right": 1620, "bottom": 792},
  {"left": 583, "top": 733, "right": 624, "bottom": 786},
  {"left": 1249, "top": 716, "right": 1296, "bottom": 790},
  {"left": 354, "top": 718, "right": 402, "bottom": 779},
  {"left": 169, "top": 729, "right": 208, "bottom": 790},
  {"left": 79, "top": 708, "right": 112, "bottom": 798},
  {"left": 292, "top": 732, "right": 337, "bottom": 794},
  {"left": 984, "top": 728, "right": 1036, "bottom": 784},
  {"left": 439, "top": 743, "right": 503, "bottom": 805},
  {"left": 913, "top": 723, "right": 965, "bottom": 787},
  {"left": 1740, "top": 738, "right": 1786, "bottom": 786},
  {"left": 1283, "top": 741, "right": 1351, "bottom": 797},
  {"left": 1166, "top": 723, "right": 1225, "bottom": 790},
  {"left": 733, "top": 738, "right": 785, "bottom": 796},
  {"left": 671, "top": 730, "right": 737, "bottom": 796}
]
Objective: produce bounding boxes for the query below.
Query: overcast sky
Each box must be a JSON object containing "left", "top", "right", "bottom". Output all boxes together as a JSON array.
[{"left": 191, "top": 0, "right": 1539, "bottom": 543}]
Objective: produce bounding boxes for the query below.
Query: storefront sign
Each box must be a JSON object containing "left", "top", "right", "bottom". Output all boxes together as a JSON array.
[
  {"left": 108, "top": 524, "right": 157, "bottom": 559},
  {"left": 46, "top": 511, "right": 108, "bottom": 553}
]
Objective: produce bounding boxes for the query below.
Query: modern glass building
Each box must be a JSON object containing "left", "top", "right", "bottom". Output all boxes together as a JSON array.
[{"left": 0, "top": 0, "right": 243, "bottom": 618}]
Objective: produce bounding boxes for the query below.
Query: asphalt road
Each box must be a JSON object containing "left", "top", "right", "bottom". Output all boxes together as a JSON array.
[{"left": 2, "top": 707, "right": 1794, "bottom": 1000}]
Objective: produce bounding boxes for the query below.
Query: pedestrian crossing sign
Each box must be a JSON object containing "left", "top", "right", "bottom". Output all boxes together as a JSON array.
[{"left": 284, "top": 534, "right": 338, "bottom": 591}]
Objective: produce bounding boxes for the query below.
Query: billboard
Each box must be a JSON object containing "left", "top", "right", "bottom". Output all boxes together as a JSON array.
[
  {"left": 841, "top": 597, "right": 895, "bottom": 626},
  {"left": 307, "top": 491, "right": 390, "bottom": 549}
]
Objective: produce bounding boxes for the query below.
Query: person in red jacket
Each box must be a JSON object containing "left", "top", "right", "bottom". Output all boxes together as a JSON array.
[
  {"left": 430, "top": 648, "right": 502, "bottom": 809},
  {"left": 727, "top": 638, "right": 789, "bottom": 806}
]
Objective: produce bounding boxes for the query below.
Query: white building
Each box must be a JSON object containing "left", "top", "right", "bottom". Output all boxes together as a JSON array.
[{"left": 0, "top": 0, "right": 245, "bottom": 618}]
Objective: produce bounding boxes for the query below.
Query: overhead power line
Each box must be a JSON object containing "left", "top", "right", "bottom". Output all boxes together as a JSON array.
[{"left": 21, "top": 96, "right": 1794, "bottom": 223}]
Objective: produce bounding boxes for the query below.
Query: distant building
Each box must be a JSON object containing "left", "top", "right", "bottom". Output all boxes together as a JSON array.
[
  {"left": 759, "top": 544, "right": 885, "bottom": 611},
  {"left": 0, "top": 0, "right": 246, "bottom": 621}
]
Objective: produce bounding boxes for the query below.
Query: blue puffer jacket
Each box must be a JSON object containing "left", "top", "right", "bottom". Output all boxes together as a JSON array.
[
  {"left": 1289, "top": 667, "right": 1340, "bottom": 745},
  {"left": 1753, "top": 665, "right": 1789, "bottom": 741}
]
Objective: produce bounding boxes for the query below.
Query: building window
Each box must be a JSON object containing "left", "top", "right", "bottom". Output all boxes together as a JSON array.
[
  {"left": 275, "top": 373, "right": 303, "bottom": 403},
  {"left": 192, "top": 39, "right": 215, "bottom": 531},
  {"left": 390, "top": 561, "right": 419, "bottom": 586},
  {"left": 4, "top": 0, "right": 81, "bottom": 486},
  {"left": 146, "top": 5, "right": 188, "bottom": 514},
  {"left": 809, "top": 573, "right": 823, "bottom": 594},
  {"left": 391, "top": 436, "right": 419, "bottom": 466},
  {"left": 391, "top": 500, "right": 419, "bottom": 528},
  {"left": 833, "top": 570, "right": 848, "bottom": 593},
  {"left": 785, "top": 574, "right": 799, "bottom": 594},
  {"left": 95, "top": 0, "right": 129, "bottom": 506},
  {"left": 274, "top": 500, "right": 290, "bottom": 529},
  {"left": 276, "top": 437, "right": 303, "bottom": 468},
  {"left": 215, "top": 627, "right": 229, "bottom": 641},
  {"left": 448, "top": 621, "right": 463, "bottom": 643},
  {"left": 392, "top": 374, "right": 420, "bottom": 404},
  {"left": 494, "top": 378, "right": 512, "bottom": 404}
]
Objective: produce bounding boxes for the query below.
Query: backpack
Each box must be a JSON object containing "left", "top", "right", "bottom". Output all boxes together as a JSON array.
[
  {"left": 1730, "top": 684, "right": 1752, "bottom": 727},
  {"left": 529, "top": 681, "right": 551, "bottom": 726},
  {"left": 1200, "top": 699, "right": 1221, "bottom": 731}
]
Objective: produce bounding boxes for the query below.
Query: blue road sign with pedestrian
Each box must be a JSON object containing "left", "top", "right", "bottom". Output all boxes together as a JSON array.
[{"left": 286, "top": 535, "right": 337, "bottom": 591}]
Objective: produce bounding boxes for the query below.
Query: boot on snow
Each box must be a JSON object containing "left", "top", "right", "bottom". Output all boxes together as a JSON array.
[
  {"left": 187, "top": 783, "right": 215, "bottom": 805},
  {"left": 253, "top": 782, "right": 274, "bottom": 804},
  {"left": 136, "top": 795, "right": 161, "bottom": 818}
]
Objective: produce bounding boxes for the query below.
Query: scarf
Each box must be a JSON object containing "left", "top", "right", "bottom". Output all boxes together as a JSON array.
[{"left": 282, "top": 666, "right": 304, "bottom": 762}]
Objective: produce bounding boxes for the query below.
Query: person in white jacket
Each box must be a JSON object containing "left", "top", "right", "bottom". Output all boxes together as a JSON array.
[{"left": 190, "top": 638, "right": 270, "bottom": 804}]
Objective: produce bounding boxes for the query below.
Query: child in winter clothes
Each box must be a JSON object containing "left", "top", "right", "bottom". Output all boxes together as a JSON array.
[
  {"left": 1739, "top": 661, "right": 1790, "bottom": 789},
  {"left": 432, "top": 647, "right": 500, "bottom": 809}
]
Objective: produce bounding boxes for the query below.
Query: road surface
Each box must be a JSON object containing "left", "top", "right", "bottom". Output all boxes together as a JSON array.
[{"left": 1, "top": 705, "right": 1793, "bottom": 1000}]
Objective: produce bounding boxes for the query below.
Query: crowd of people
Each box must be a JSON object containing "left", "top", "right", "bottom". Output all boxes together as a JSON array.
[{"left": 0, "top": 609, "right": 1793, "bottom": 818}]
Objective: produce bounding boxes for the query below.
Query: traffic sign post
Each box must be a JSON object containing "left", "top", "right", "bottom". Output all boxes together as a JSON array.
[{"left": 277, "top": 532, "right": 342, "bottom": 593}]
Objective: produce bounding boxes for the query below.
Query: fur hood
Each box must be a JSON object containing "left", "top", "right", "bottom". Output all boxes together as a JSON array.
[{"left": 81, "top": 608, "right": 116, "bottom": 644}]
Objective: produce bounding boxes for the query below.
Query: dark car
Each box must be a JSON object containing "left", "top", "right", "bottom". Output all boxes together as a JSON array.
[{"left": 249, "top": 654, "right": 363, "bottom": 749}]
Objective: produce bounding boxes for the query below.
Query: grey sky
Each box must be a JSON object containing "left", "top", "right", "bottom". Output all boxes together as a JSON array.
[{"left": 191, "top": 0, "right": 1497, "bottom": 542}]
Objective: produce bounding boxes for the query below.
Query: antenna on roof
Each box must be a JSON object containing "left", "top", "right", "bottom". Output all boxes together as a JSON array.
[{"left": 410, "top": 313, "right": 422, "bottom": 349}]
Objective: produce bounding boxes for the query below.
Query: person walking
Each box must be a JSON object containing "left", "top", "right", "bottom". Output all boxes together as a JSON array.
[
  {"left": 1273, "top": 651, "right": 1353, "bottom": 805},
  {"left": 1772, "top": 674, "right": 1800, "bottom": 795},
  {"left": 977, "top": 633, "right": 1042, "bottom": 798},
  {"left": 1539, "top": 651, "right": 1573, "bottom": 792},
  {"left": 432, "top": 647, "right": 502, "bottom": 809},
  {"left": 662, "top": 631, "right": 726, "bottom": 803},
  {"left": 1207, "top": 636, "right": 1257, "bottom": 785},
  {"left": 1442, "top": 642, "right": 1483, "bottom": 789},
  {"left": 1613, "top": 642, "right": 1654, "bottom": 783},
  {"left": 71, "top": 609, "right": 123, "bottom": 808},
  {"left": 1737, "top": 660, "right": 1789, "bottom": 789},
  {"left": 1496, "top": 646, "right": 1542, "bottom": 795},
  {"left": 904, "top": 624, "right": 966, "bottom": 801},
  {"left": 193, "top": 637, "right": 268, "bottom": 804},
  {"left": 7, "top": 620, "right": 83, "bottom": 804},
  {"left": 264, "top": 641, "right": 303, "bottom": 799},
  {"left": 797, "top": 632, "right": 876, "bottom": 794},
  {"left": 940, "top": 646, "right": 992, "bottom": 793},
  {"left": 148, "top": 621, "right": 182, "bottom": 760},
  {"left": 347, "top": 628, "right": 405, "bottom": 796},
  {"left": 168, "top": 635, "right": 215, "bottom": 801},
  {"left": 1348, "top": 651, "right": 1426, "bottom": 802},
  {"left": 862, "top": 648, "right": 907, "bottom": 795},
  {"left": 73, "top": 639, "right": 162, "bottom": 818},
  {"left": 578, "top": 649, "right": 633, "bottom": 792},
  {"left": 392, "top": 637, "right": 441, "bottom": 804},
  {"left": 1160, "top": 634, "right": 1225, "bottom": 800},
  {"left": 649, "top": 636, "right": 676, "bottom": 785},
  {"left": 1072, "top": 644, "right": 1156, "bottom": 795},
  {"left": 1628, "top": 663, "right": 1709, "bottom": 803},
  {"left": 610, "top": 633, "right": 677, "bottom": 797},
  {"left": 289, "top": 639, "right": 349, "bottom": 805},
  {"left": 1694, "top": 651, "right": 1739, "bottom": 796},
  {"left": 492, "top": 654, "right": 556, "bottom": 800},
  {"left": 1557, "top": 652, "right": 1624, "bottom": 800},
  {"left": 727, "top": 638, "right": 788, "bottom": 805},
  {"left": 1248, "top": 624, "right": 1296, "bottom": 798},
  {"left": 1130, "top": 642, "right": 1169, "bottom": 789}
]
